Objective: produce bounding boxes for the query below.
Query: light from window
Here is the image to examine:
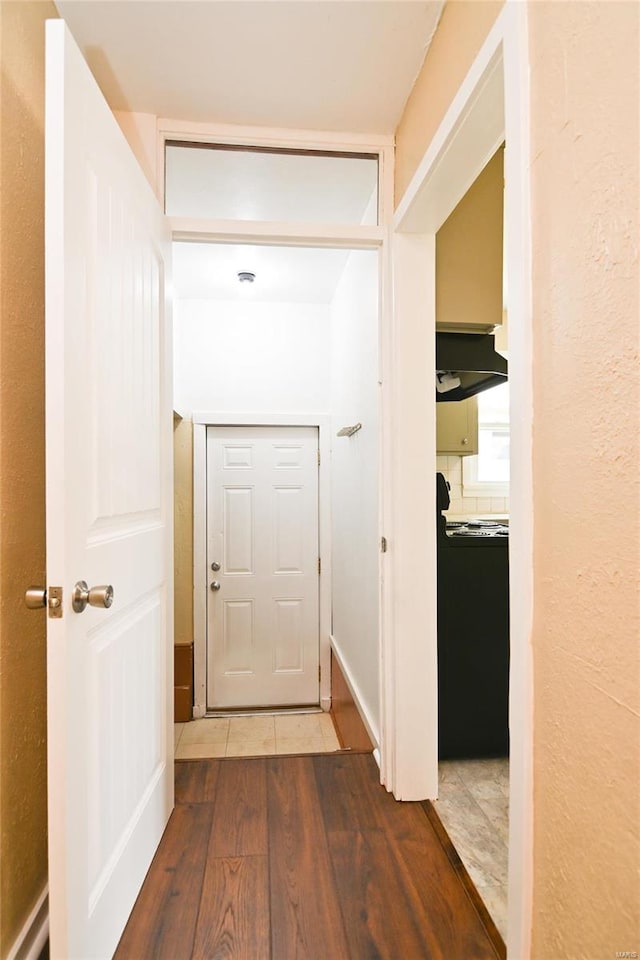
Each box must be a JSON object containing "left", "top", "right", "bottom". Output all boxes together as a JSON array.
[{"left": 463, "top": 382, "right": 510, "bottom": 494}]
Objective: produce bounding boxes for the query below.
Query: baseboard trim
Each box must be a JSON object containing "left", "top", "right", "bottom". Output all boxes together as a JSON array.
[
  {"left": 330, "top": 635, "right": 380, "bottom": 750},
  {"left": 6, "top": 885, "right": 49, "bottom": 960}
]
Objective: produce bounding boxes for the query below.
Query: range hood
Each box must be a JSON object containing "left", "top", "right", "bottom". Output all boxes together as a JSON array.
[{"left": 436, "top": 332, "right": 508, "bottom": 402}]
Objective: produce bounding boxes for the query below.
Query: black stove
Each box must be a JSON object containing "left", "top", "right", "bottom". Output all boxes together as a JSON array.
[
  {"left": 436, "top": 472, "right": 509, "bottom": 759},
  {"left": 446, "top": 520, "right": 509, "bottom": 538}
]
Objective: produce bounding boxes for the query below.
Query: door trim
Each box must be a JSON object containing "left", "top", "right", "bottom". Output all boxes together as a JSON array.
[{"left": 192, "top": 412, "right": 331, "bottom": 716}]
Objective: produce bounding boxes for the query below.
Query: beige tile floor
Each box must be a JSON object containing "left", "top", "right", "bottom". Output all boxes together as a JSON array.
[
  {"left": 174, "top": 711, "right": 341, "bottom": 760},
  {"left": 435, "top": 758, "right": 509, "bottom": 942}
]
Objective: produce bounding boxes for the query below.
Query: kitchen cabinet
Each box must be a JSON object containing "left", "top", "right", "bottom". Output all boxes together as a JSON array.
[
  {"left": 436, "top": 396, "right": 478, "bottom": 455},
  {"left": 435, "top": 145, "right": 504, "bottom": 332}
]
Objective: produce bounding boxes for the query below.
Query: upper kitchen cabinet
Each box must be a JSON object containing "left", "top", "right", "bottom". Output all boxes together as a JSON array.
[
  {"left": 436, "top": 396, "right": 478, "bottom": 456},
  {"left": 436, "top": 145, "right": 504, "bottom": 333}
]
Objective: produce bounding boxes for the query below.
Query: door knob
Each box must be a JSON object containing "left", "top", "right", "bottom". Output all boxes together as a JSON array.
[
  {"left": 211, "top": 561, "right": 221, "bottom": 571},
  {"left": 72, "top": 580, "right": 114, "bottom": 613},
  {"left": 210, "top": 581, "right": 221, "bottom": 591}
]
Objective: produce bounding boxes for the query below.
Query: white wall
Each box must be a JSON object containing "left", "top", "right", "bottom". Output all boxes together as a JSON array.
[
  {"left": 329, "top": 249, "right": 380, "bottom": 737},
  {"left": 174, "top": 299, "right": 331, "bottom": 415}
]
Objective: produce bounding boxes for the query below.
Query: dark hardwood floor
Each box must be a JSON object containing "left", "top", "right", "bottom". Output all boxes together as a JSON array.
[{"left": 114, "top": 753, "right": 502, "bottom": 960}]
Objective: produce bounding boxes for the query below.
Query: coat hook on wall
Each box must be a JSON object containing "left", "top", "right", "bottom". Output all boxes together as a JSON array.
[{"left": 336, "top": 422, "right": 362, "bottom": 438}]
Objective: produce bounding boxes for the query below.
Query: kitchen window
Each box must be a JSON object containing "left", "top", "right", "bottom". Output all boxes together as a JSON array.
[{"left": 463, "top": 382, "right": 510, "bottom": 496}]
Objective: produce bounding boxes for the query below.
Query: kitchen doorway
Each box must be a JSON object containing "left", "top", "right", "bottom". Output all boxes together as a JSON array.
[
  {"left": 433, "top": 143, "right": 511, "bottom": 938},
  {"left": 388, "top": 6, "right": 533, "bottom": 955}
]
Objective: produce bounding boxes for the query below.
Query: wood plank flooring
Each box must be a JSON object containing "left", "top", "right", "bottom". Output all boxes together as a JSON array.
[{"left": 114, "top": 754, "right": 502, "bottom": 960}]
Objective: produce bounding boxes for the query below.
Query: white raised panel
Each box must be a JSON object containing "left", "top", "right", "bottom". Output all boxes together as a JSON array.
[
  {"left": 223, "top": 600, "right": 254, "bottom": 674},
  {"left": 273, "top": 486, "right": 304, "bottom": 574},
  {"left": 274, "top": 599, "right": 303, "bottom": 673},
  {"left": 89, "top": 171, "right": 162, "bottom": 533},
  {"left": 223, "top": 487, "right": 254, "bottom": 574},
  {"left": 223, "top": 445, "right": 253, "bottom": 469},
  {"left": 273, "top": 444, "right": 303, "bottom": 468},
  {"left": 87, "top": 595, "right": 163, "bottom": 907}
]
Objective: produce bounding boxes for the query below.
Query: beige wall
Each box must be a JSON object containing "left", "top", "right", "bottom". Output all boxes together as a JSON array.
[
  {"left": 436, "top": 144, "right": 504, "bottom": 331},
  {"left": 113, "top": 110, "right": 159, "bottom": 198},
  {"left": 395, "top": 0, "right": 504, "bottom": 206},
  {"left": 396, "top": 0, "right": 640, "bottom": 956},
  {"left": 528, "top": 3, "right": 639, "bottom": 957},
  {"left": 0, "top": 1, "right": 57, "bottom": 953},
  {"left": 173, "top": 417, "right": 193, "bottom": 646}
]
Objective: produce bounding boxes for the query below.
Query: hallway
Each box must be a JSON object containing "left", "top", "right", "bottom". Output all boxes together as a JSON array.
[{"left": 114, "top": 753, "right": 503, "bottom": 959}]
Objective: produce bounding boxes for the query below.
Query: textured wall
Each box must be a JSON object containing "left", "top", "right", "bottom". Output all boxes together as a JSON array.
[
  {"left": 396, "top": 0, "right": 640, "bottom": 954},
  {"left": 529, "top": 3, "right": 640, "bottom": 957},
  {"left": 394, "top": 0, "right": 504, "bottom": 205},
  {"left": 0, "top": 1, "right": 57, "bottom": 952},
  {"left": 113, "top": 110, "right": 159, "bottom": 197}
]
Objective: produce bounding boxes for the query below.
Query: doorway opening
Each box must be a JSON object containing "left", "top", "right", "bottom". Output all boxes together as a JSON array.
[
  {"left": 388, "top": 6, "right": 533, "bottom": 955},
  {"left": 172, "top": 236, "right": 380, "bottom": 757},
  {"left": 432, "top": 143, "right": 510, "bottom": 941}
]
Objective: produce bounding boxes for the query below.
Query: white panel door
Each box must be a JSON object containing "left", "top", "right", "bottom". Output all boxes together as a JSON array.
[
  {"left": 207, "top": 426, "right": 319, "bottom": 708},
  {"left": 45, "top": 22, "right": 172, "bottom": 960}
]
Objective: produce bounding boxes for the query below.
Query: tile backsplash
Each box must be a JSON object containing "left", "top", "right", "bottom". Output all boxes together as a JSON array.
[{"left": 436, "top": 456, "right": 509, "bottom": 517}]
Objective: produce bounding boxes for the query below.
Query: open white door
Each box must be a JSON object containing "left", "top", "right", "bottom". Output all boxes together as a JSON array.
[{"left": 45, "top": 21, "right": 173, "bottom": 959}]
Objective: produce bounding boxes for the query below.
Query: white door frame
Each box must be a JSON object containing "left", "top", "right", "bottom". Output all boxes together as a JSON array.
[
  {"left": 192, "top": 413, "right": 331, "bottom": 716},
  {"left": 387, "top": 3, "right": 533, "bottom": 957}
]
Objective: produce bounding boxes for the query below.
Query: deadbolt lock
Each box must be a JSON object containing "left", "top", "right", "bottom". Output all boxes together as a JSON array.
[{"left": 211, "top": 561, "right": 221, "bottom": 571}]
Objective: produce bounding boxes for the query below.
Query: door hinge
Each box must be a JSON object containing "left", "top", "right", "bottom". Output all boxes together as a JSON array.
[
  {"left": 380, "top": 536, "right": 388, "bottom": 553},
  {"left": 317, "top": 557, "right": 321, "bottom": 575},
  {"left": 317, "top": 450, "right": 321, "bottom": 466}
]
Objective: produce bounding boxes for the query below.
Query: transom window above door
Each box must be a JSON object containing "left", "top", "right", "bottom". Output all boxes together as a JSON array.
[{"left": 164, "top": 142, "right": 379, "bottom": 225}]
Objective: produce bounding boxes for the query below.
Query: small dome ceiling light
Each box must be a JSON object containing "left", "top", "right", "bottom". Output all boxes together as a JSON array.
[{"left": 237, "top": 271, "right": 256, "bottom": 283}]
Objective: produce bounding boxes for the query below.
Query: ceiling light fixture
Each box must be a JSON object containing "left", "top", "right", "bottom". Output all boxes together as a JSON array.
[{"left": 237, "top": 271, "right": 256, "bottom": 283}]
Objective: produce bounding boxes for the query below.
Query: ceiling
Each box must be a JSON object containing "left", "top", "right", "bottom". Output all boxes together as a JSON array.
[
  {"left": 55, "top": 1, "right": 444, "bottom": 133},
  {"left": 173, "top": 242, "right": 374, "bottom": 304}
]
